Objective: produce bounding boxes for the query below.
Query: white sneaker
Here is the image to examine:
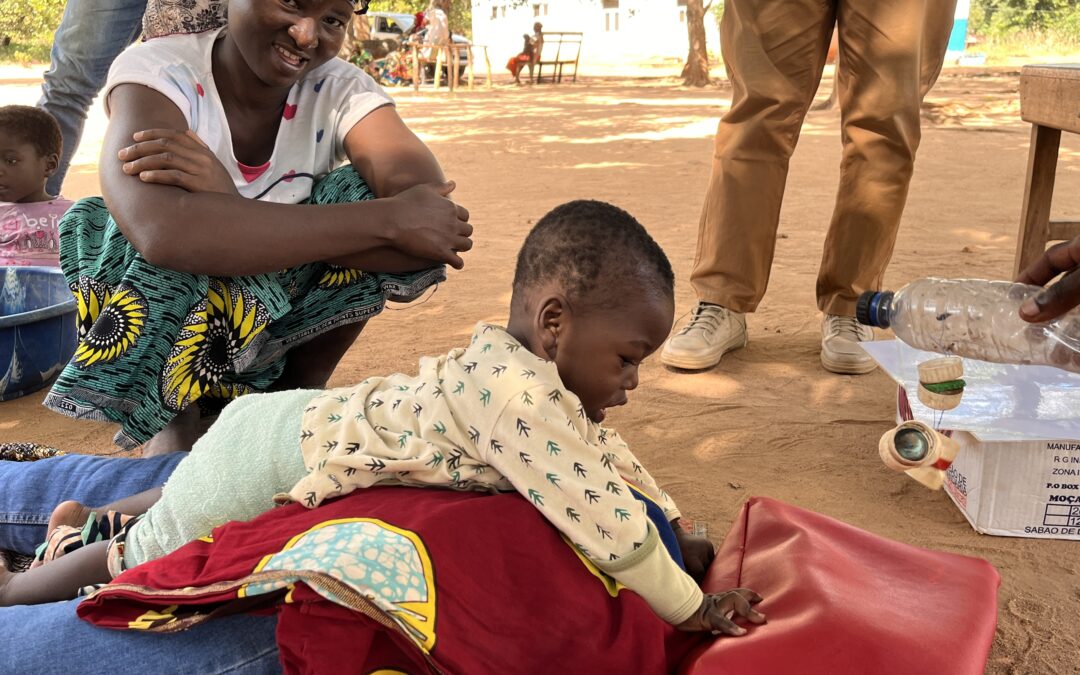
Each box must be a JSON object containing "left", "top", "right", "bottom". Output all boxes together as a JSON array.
[
  {"left": 661, "top": 303, "right": 747, "bottom": 370},
  {"left": 820, "top": 314, "right": 876, "bottom": 374}
]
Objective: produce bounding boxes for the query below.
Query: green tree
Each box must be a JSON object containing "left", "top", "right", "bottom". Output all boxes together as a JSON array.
[
  {"left": 0, "top": 0, "right": 63, "bottom": 46},
  {"left": 972, "top": 0, "right": 1080, "bottom": 33},
  {"left": 370, "top": 0, "right": 473, "bottom": 36}
]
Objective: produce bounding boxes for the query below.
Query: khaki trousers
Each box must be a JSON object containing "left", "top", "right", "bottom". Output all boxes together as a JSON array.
[{"left": 691, "top": 0, "right": 958, "bottom": 315}]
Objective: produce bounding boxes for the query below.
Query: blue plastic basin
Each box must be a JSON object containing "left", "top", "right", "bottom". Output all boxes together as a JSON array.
[{"left": 0, "top": 266, "right": 77, "bottom": 401}]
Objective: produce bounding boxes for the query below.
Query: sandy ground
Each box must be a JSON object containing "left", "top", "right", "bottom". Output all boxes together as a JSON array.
[{"left": 3, "top": 65, "right": 1080, "bottom": 673}]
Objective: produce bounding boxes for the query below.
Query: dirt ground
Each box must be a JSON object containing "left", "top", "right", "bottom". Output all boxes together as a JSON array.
[{"left": 3, "top": 66, "right": 1080, "bottom": 673}]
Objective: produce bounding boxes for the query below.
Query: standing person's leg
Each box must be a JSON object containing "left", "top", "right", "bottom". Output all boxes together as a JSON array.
[
  {"left": 662, "top": 0, "right": 835, "bottom": 370},
  {"left": 816, "top": 0, "right": 958, "bottom": 374},
  {"left": 0, "top": 453, "right": 183, "bottom": 555},
  {"left": 0, "top": 599, "right": 281, "bottom": 674},
  {"left": 38, "top": 0, "right": 147, "bottom": 195}
]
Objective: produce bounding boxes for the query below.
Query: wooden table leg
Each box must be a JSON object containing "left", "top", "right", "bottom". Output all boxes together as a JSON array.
[
  {"left": 434, "top": 46, "right": 444, "bottom": 89},
  {"left": 1014, "top": 124, "right": 1062, "bottom": 276},
  {"left": 412, "top": 45, "right": 421, "bottom": 92},
  {"left": 466, "top": 44, "right": 475, "bottom": 91},
  {"left": 483, "top": 46, "right": 492, "bottom": 90},
  {"left": 451, "top": 46, "right": 460, "bottom": 91}
]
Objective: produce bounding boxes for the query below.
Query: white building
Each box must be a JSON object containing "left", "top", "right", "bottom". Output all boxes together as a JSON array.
[{"left": 470, "top": 0, "right": 722, "bottom": 70}]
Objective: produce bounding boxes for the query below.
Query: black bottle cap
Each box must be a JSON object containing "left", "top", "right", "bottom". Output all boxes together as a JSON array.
[{"left": 856, "top": 290, "right": 894, "bottom": 328}]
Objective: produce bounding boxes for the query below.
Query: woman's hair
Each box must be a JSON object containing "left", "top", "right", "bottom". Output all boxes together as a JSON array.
[
  {"left": 0, "top": 105, "right": 63, "bottom": 158},
  {"left": 512, "top": 200, "right": 674, "bottom": 308}
]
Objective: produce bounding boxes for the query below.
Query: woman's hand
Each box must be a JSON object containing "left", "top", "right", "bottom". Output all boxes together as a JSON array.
[
  {"left": 118, "top": 129, "right": 238, "bottom": 196},
  {"left": 384, "top": 181, "right": 473, "bottom": 269},
  {"left": 1018, "top": 235, "right": 1080, "bottom": 322},
  {"left": 676, "top": 589, "right": 766, "bottom": 635}
]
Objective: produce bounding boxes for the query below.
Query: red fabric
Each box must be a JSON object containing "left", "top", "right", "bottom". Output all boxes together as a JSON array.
[
  {"left": 78, "top": 487, "right": 697, "bottom": 674},
  {"left": 507, "top": 54, "right": 530, "bottom": 76},
  {"left": 237, "top": 160, "right": 270, "bottom": 183},
  {"left": 77, "top": 492, "right": 998, "bottom": 674},
  {"left": 681, "top": 497, "right": 1000, "bottom": 675}
]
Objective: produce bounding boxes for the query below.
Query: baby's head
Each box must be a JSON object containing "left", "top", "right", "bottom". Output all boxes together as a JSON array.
[
  {"left": 508, "top": 200, "right": 675, "bottom": 424},
  {"left": 0, "top": 106, "right": 62, "bottom": 204}
]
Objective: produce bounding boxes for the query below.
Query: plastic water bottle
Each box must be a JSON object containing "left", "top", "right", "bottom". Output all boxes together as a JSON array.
[{"left": 856, "top": 278, "right": 1080, "bottom": 373}]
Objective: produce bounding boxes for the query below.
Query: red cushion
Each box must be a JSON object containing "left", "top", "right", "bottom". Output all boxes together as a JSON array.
[{"left": 680, "top": 497, "right": 999, "bottom": 675}]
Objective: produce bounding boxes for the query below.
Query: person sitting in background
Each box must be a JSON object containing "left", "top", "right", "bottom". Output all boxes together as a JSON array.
[
  {"left": 0, "top": 106, "right": 73, "bottom": 267},
  {"left": 507, "top": 22, "right": 544, "bottom": 85},
  {"left": 531, "top": 21, "right": 544, "bottom": 72},
  {"left": 507, "top": 32, "right": 536, "bottom": 84}
]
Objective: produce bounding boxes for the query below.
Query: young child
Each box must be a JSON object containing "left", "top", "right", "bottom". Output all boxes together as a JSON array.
[
  {"left": 0, "top": 201, "right": 765, "bottom": 635},
  {"left": 0, "top": 106, "right": 73, "bottom": 267},
  {"left": 507, "top": 22, "right": 544, "bottom": 84}
]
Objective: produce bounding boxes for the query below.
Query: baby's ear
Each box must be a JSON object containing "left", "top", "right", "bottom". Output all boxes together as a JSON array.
[{"left": 536, "top": 295, "right": 567, "bottom": 359}]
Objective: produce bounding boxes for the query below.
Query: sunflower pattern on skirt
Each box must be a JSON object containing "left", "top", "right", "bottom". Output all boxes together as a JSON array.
[
  {"left": 45, "top": 168, "right": 445, "bottom": 450},
  {"left": 71, "top": 279, "right": 148, "bottom": 368},
  {"left": 160, "top": 279, "right": 269, "bottom": 413},
  {"left": 319, "top": 266, "right": 367, "bottom": 289}
]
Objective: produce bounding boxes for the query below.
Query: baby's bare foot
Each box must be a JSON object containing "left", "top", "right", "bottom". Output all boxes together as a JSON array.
[
  {"left": 48, "top": 500, "right": 93, "bottom": 536},
  {"left": 28, "top": 501, "right": 94, "bottom": 570}
]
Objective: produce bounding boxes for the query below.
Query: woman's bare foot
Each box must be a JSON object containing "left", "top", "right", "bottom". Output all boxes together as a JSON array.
[
  {"left": 271, "top": 320, "right": 367, "bottom": 391},
  {"left": 139, "top": 403, "right": 202, "bottom": 457}
]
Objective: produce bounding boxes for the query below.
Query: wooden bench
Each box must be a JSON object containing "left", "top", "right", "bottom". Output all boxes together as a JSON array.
[
  {"left": 534, "top": 31, "right": 582, "bottom": 84},
  {"left": 1014, "top": 64, "right": 1080, "bottom": 275}
]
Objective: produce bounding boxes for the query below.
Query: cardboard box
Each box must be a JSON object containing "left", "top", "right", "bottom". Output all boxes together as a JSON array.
[{"left": 864, "top": 341, "right": 1080, "bottom": 541}]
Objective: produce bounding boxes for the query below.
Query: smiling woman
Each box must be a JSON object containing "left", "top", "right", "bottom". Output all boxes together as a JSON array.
[{"left": 40, "top": 0, "right": 473, "bottom": 455}]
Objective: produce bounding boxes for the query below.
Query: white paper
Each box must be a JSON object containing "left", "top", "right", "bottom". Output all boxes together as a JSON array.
[{"left": 861, "top": 340, "right": 1080, "bottom": 441}]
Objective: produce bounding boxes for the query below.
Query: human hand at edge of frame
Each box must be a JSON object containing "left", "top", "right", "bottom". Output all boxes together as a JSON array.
[
  {"left": 118, "top": 129, "right": 239, "bottom": 196},
  {"left": 1017, "top": 235, "right": 1080, "bottom": 322},
  {"left": 671, "top": 520, "right": 716, "bottom": 583},
  {"left": 675, "top": 589, "right": 766, "bottom": 635},
  {"left": 385, "top": 180, "right": 472, "bottom": 270}
]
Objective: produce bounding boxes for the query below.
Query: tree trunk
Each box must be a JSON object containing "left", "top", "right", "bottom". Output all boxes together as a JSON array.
[
  {"left": 338, "top": 14, "right": 371, "bottom": 60},
  {"left": 681, "top": 0, "right": 712, "bottom": 87}
]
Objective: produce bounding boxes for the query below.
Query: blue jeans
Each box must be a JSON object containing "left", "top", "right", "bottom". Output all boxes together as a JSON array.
[
  {"left": 0, "top": 600, "right": 280, "bottom": 675},
  {"left": 0, "top": 452, "right": 281, "bottom": 673},
  {"left": 38, "top": 0, "right": 147, "bottom": 195}
]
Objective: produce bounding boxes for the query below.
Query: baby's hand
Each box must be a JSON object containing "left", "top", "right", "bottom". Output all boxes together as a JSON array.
[
  {"left": 673, "top": 524, "right": 715, "bottom": 582},
  {"left": 119, "top": 129, "right": 238, "bottom": 196},
  {"left": 676, "top": 588, "right": 765, "bottom": 635}
]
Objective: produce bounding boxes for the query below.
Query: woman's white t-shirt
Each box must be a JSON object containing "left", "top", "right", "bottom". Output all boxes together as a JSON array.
[{"left": 104, "top": 27, "right": 394, "bottom": 203}]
